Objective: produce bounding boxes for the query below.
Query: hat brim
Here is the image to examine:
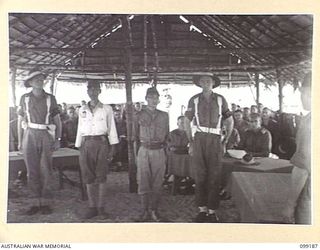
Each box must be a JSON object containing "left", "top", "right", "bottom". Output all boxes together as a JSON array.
[
  {"left": 193, "top": 75, "right": 221, "bottom": 89},
  {"left": 24, "top": 72, "right": 47, "bottom": 88}
]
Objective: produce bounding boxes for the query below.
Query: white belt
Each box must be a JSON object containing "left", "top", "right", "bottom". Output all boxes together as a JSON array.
[
  {"left": 196, "top": 126, "right": 221, "bottom": 135},
  {"left": 28, "top": 122, "right": 53, "bottom": 130}
]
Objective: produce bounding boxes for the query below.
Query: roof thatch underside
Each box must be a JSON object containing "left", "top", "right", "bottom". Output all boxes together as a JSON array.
[{"left": 9, "top": 14, "right": 313, "bottom": 87}]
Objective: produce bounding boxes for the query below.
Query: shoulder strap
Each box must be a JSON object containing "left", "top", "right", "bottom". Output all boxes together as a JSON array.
[
  {"left": 216, "top": 95, "right": 222, "bottom": 129},
  {"left": 193, "top": 97, "right": 200, "bottom": 126},
  {"left": 25, "top": 96, "right": 31, "bottom": 122},
  {"left": 45, "top": 95, "right": 51, "bottom": 124}
]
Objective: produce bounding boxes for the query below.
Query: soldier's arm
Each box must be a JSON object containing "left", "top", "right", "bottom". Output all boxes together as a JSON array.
[
  {"left": 17, "top": 115, "right": 23, "bottom": 151},
  {"left": 53, "top": 114, "right": 62, "bottom": 140},
  {"left": 223, "top": 116, "right": 234, "bottom": 143}
]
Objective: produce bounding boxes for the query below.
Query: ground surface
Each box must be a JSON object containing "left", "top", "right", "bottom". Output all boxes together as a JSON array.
[{"left": 7, "top": 170, "right": 240, "bottom": 223}]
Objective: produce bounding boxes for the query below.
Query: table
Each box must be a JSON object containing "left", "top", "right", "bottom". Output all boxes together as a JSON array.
[
  {"left": 230, "top": 172, "right": 291, "bottom": 223},
  {"left": 9, "top": 148, "right": 86, "bottom": 200},
  {"left": 222, "top": 157, "right": 293, "bottom": 173}
]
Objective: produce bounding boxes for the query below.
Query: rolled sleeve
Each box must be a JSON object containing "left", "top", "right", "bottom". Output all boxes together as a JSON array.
[
  {"left": 221, "top": 96, "right": 232, "bottom": 119},
  {"left": 184, "top": 97, "right": 195, "bottom": 121}
]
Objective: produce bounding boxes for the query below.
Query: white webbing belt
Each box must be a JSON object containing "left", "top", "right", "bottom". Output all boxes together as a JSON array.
[
  {"left": 196, "top": 126, "right": 221, "bottom": 135},
  {"left": 28, "top": 122, "right": 49, "bottom": 130},
  {"left": 193, "top": 95, "right": 223, "bottom": 135}
]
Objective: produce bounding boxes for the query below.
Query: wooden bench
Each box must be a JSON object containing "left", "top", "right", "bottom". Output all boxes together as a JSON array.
[
  {"left": 230, "top": 172, "right": 291, "bottom": 223},
  {"left": 9, "top": 148, "right": 86, "bottom": 200}
]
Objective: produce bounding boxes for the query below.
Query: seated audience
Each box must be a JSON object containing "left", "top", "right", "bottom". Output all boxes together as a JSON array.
[
  {"left": 237, "top": 113, "right": 272, "bottom": 157},
  {"left": 112, "top": 109, "right": 128, "bottom": 170}
]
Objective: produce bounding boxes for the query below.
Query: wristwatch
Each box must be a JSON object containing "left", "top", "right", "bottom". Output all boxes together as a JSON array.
[{"left": 56, "top": 137, "right": 61, "bottom": 141}]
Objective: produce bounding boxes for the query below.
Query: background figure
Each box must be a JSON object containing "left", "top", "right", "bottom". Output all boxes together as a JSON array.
[
  {"left": 242, "top": 107, "right": 250, "bottom": 122},
  {"left": 261, "top": 107, "right": 280, "bottom": 155},
  {"left": 282, "top": 72, "right": 311, "bottom": 224},
  {"left": 250, "top": 105, "right": 258, "bottom": 114},
  {"left": 17, "top": 68, "right": 62, "bottom": 215},
  {"left": 112, "top": 109, "right": 128, "bottom": 171},
  {"left": 61, "top": 106, "right": 78, "bottom": 148},
  {"left": 184, "top": 74, "right": 233, "bottom": 223},
  {"left": 237, "top": 113, "right": 272, "bottom": 157},
  {"left": 233, "top": 109, "right": 250, "bottom": 143},
  {"left": 167, "top": 116, "right": 193, "bottom": 195}
]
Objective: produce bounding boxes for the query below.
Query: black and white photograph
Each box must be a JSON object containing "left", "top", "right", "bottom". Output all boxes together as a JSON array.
[{"left": 7, "top": 12, "right": 313, "bottom": 225}]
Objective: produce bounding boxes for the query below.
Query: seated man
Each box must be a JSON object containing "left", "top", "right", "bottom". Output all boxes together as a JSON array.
[
  {"left": 167, "top": 116, "right": 193, "bottom": 194},
  {"left": 237, "top": 113, "right": 272, "bottom": 157},
  {"left": 233, "top": 109, "right": 250, "bottom": 143},
  {"left": 261, "top": 107, "right": 280, "bottom": 155}
]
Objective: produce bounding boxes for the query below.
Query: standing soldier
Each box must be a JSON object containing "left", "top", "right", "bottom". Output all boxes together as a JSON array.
[
  {"left": 282, "top": 72, "right": 312, "bottom": 224},
  {"left": 185, "top": 74, "right": 233, "bottom": 222},
  {"left": 133, "top": 87, "right": 169, "bottom": 222},
  {"left": 17, "top": 68, "right": 62, "bottom": 215},
  {"left": 75, "top": 81, "right": 118, "bottom": 219}
]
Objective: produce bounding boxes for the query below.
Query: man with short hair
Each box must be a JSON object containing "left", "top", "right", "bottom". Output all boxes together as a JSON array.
[
  {"left": 185, "top": 74, "right": 233, "bottom": 223},
  {"left": 238, "top": 113, "right": 272, "bottom": 157},
  {"left": 233, "top": 109, "right": 250, "bottom": 143},
  {"left": 261, "top": 107, "right": 280, "bottom": 155},
  {"left": 243, "top": 107, "right": 250, "bottom": 122},
  {"left": 133, "top": 87, "right": 169, "bottom": 222},
  {"left": 17, "top": 68, "right": 62, "bottom": 215},
  {"left": 75, "top": 80, "right": 118, "bottom": 219}
]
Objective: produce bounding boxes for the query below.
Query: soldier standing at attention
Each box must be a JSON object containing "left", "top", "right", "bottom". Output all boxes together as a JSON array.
[
  {"left": 75, "top": 81, "right": 118, "bottom": 219},
  {"left": 184, "top": 74, "right": 233, "bottom": 222},
  {"left": 133, "top": 87, "right": 169, "bottom": 222},
  {"left": 17, "top": 68, "right": 62, "bottom": 215}
]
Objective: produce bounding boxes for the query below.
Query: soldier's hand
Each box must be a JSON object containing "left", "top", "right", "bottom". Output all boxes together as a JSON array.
[
  {"left": 188, "top": 142, "right": 194, "bottom": 156},
  {"left": 53, "top": 139, "right": 61, "bottom": 151},
  {"left": 18, "top": 143, "right": 23, "bottom": 152}
]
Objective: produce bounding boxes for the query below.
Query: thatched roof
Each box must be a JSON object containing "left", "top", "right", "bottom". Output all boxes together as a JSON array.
[{"left": 9, "top": 14, "right": 312, "bottom": 87}]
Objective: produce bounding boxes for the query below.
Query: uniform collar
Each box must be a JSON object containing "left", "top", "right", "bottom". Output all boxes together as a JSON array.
[
  {"left": 29, "top": 89, "right": 46, "bottom": 98},
  {"left": 200, "top": 91, "right": 215, "bottom": 100}
]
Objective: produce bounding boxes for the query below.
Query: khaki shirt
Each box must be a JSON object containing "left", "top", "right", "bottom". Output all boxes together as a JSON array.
[
  {"left": 133, "top": 108, "right": 169, "bottom": 143},
  {"left": 75, "top": 102, "right": 119, "bottom": 147}
]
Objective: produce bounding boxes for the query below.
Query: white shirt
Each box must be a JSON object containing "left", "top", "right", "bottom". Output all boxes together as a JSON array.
[{"left": 75, "top": 102, "right": 119, "bottom": 147}]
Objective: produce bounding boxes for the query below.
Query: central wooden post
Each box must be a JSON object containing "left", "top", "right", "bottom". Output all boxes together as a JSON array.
[
  {"left": 255, "top": 72, "right": 260, "bottom": 104},
  {"left": 122, "top": 15, "right": 138, "bottom": 193},
  {"left": 277, "top": 69, "right": 283, "bottom": 113}
]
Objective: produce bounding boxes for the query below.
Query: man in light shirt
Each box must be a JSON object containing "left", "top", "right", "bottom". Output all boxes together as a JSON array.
[{"left": 75, "top": 81, "right": 119, "bottom": 219}]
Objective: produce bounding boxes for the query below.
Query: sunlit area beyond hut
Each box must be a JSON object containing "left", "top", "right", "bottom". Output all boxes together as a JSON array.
[{"left": 8, "top": 14, "right": 312, "bottom": 223}]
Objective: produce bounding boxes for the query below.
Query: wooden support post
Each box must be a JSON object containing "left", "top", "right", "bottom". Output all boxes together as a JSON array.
[
  {"left": 255, "top": 72, "right": 260, "bottom": 105},
  {"left": 11, "top": 68, "right": 17, "bottom": 107},
  {"left": 143, "top": 15, "right": 148, "bottom": 72},
  {"left": 277, "top": 69, "right": 283, "bottom": 113},
  {"left": 150, "top": 15, "right": 159, "bottom": 86},
  {"left": 122, "top": 15, "right": 138, "bottom": 193}
]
